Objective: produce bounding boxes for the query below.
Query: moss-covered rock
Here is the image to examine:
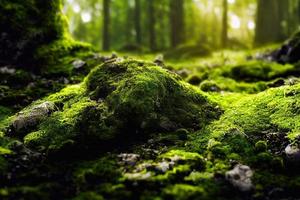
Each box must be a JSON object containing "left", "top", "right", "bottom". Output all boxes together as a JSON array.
[{"left": 3, "top": 60, "right": 221, "bottom": 153}]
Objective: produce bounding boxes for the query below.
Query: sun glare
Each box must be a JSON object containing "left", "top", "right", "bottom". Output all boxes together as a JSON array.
[
  {"left": 230, "top": 15, "right": 240, "bottom": 29},
  {"left": 81, "top": 12, "right": 91, "bottom": 23},
  {"left": 248, "top": 21, "right": 255, "bottom": 30}
]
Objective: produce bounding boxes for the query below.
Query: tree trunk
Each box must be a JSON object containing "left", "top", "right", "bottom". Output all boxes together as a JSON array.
[
  {"left": 134, "top": 0, "right": 142, "bottom": 45},
  {"left": 221, "top": 0, "right": 228, "bottom": 48},
  {"left": 255, "top": 0, "right": 281, "bottom": 45},
  {"left": 148, "top": 0, "right": 156, "bottom": 51},
  {"left": 0, "top": 0, "right": 70, "bottom": 66},
  {"left": 103, "top": 0, "right": 111, "bottom": 51},
  {"left": 170, "top": 0, "right": 185, "bottom": 48}
]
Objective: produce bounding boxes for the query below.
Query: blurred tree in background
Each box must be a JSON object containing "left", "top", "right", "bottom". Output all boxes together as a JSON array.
[{"left": 63, "top": 0, "right": 300, "bottom": 51}]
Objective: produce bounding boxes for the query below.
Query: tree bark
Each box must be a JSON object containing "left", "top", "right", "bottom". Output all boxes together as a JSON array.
[
  {"left": 148, "top": 0, "right": 156, "bottom": 51},
  {"left": 103, "top": 0, "right": 111, "bottom": 51},
  {"left": 170, "top": 0, "right": 185, "bottom": 48},
  {"left": 134, "top": 0, "right": 142, "bottom": 45},
  {"left": 221, "top": 0, "right": 228, "bottom": 48},
  {"left": 255, "top": 0, "right": 281, "bottom": 45},
  {"left": 0, "top": 0, "right": 69, "bottom": 65}
]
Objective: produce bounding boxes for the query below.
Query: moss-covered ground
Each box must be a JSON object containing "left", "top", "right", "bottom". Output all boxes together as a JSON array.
[
  {"left": 1, "top": 46, "right": 300, "bottom": 200},
  {"left": 1, "top": 1, "right": 300, "bottom": 199}
]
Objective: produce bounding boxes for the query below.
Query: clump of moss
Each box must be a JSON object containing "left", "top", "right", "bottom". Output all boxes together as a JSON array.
[
  {"left": 186, "top": 74, "right": 202, "bottom": 85},
  {"left": 86, "top": 60, "right": 221, "bottom": 133},
  {"left": 255, "top": 140, "right": 268, "bottom": 152},
  {"left": 224, "top": 61, "right": 299, "bottom": 82},
  {"left": 200, "top": 80, "right": 221, "bottom": 92}
]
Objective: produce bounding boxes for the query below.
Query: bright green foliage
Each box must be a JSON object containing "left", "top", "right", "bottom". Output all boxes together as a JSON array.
[{"left": 162, "top": 184, "right": 206, "bottom": 200}]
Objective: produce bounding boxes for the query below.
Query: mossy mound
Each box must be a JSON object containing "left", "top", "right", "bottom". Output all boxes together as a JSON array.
[
  {"left": 193, "top": 60, "right": 300, "bottom": 94},
  {"left": 224, "top": 60, "right": 300, "bottom": 82},
  {"left": 3, "top": 60, "right": 221, "bottom": 153},
  {"left": 209, "top": 83, "right": 300, "bottom": 143}
]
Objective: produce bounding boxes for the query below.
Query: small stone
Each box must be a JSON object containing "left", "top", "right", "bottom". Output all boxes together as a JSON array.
[
  {"left": 12, "top": 101, "right": 56, "bottom": 132},
  {"left": 118, "top": 153, "right": 140, "bottom": 166},
  {"left": 155, "top": 161, "right": 170, "bottom": 173},
  {"left": 154, "top": 55, "right": 164, "bottom": 67},
  {"left": 124, "top": 172, "right": 151, "bottom": 180},
  {"left": 176, "top": 69, "right": 191, "bottom": 78},
  {"left": 170, "top": 155, "right": 183, "bottom": 163},
  {"left": 268, "top": 187, "right": 284, "bottom": 198},
  {"left": 0, "top": 66, "right": 16, "bottom": 74},
  {"left": 225, "top": 164, "right": 254, "bottom": 192},
  {"left": 72, "top": 59, "right": 86, "bottom": 69},
  {"left": 285, "top": 144, "right": 300, "bottom": 162}
]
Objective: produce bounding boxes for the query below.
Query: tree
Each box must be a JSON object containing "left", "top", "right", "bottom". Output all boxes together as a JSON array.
[
  {"left": 0, "top": 0, "right": 70, "bottom": 66},
  {"left": 255, "top": 0, "right": 281, "bottom": 45},
  {"left": 103, "top": 0, "right": 111, "bottom": 51},
  {"left": 221, "top": 0, "right": 228, "bottom": 48},
  {"left": 170, "top": 0, "right": 185, "bottom": 48},
  {"left": 148, "top": 0, "right": 156, "bottom": 51},
  {"left": 134, "top": 0, "right": 142, "bottom": 45}
]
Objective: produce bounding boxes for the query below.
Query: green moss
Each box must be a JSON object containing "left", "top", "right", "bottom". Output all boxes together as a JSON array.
[
  {"left": 73, "top": 192, "right": 104, "bottom": 200},
  {"left": 162, "top": 184, "right": 207, "bottom": 200},
  {"left": 0, "top": 0, "right": 67, "bottom": 63},
  {"left": 0, "top": 106, "right": 12, "bottom": 122},
  {"left": 200, "top": 80, "right": 221, "bottom": 92},
  {"left": 207, "top": 83, "right": 300, "bottom": 145},
  {"left": 74, "top": 156, "right": 121, "bottom": 185},
  {"left": 86, "top": 60, "right": 221, "bottom": 133},
  {"left": 36, "top": 38, "right": 92, "bottom": 75},
  {"left": 186, "top": 74, "right": 202, "bottom": 85},
  {"left": 0, "top": 0, "right": 92, "bottom": 73},
  {"left": 7, "top": 60, "right": 221, "bottom": 152},
  {"left": 224, "top": 61, "right": 297, "bottom": 82},
  {"left": 255, "top": 140, "right": 268, "bottom": 152}
]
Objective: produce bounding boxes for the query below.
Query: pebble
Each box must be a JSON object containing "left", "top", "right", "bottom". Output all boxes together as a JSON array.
[{"left": 225, "top": 164, "right": 254, "bottom": 192}]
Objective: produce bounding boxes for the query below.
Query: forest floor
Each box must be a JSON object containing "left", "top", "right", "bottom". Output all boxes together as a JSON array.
[{"left": 1, "top": 44, "right": 300, "bottom": 200}]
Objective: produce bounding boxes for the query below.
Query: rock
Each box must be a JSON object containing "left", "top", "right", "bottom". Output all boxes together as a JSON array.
[
  {"left": 187, "top": 75, "right": 202, "bottom": 85},
  {"left": 285, "top": 144, "right": 300, "bottom": 162},
  {"left": 17, "top": 60, "right": 220, "bottom": 152},
  {"left": 11, "top": 101, "right": 56, "bottom": 133},
  {"left": 225, "top": 164, "right": 254, "bottom": 192},
  {"left": 175, "top": 128, "right": 189, "bottom": 140},
  {"left": 268, "top": 187, "right": 285, "bottom": 199},
  {"left": 267, "top": 79, "right": 285, "bottom": 88},
  {"left": 72, "top": 59, "right": 86, "bottom": 70},
  {"left": 118, "top": 153, "right": 140, "bottom": 166},
  {"left": 176, "top": 69, "right": 191, "bottom": 78},
  {"left": 155, "top": 161, "right": 171, "bottom": 173},
  {"left": 0, "top": 66, "right": 16, "bottom": 75},
  {"left": 200, "top": 80, "right": 221, "bottom": 92},
  {"left": 154, "top": 55, "right": 165, "bottom": 67},
  {"left": 124, "top": 172, "right": 151, "bottom": 181}
]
